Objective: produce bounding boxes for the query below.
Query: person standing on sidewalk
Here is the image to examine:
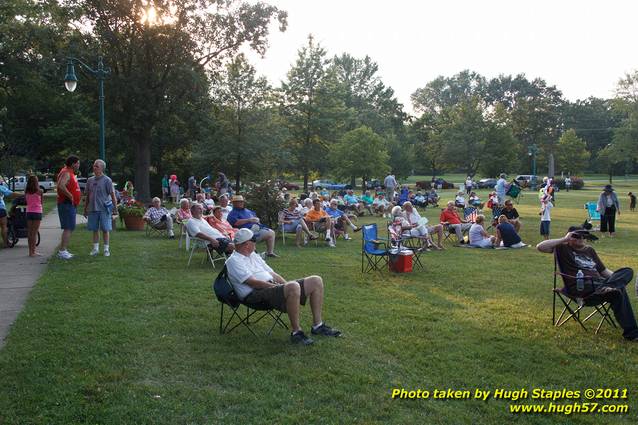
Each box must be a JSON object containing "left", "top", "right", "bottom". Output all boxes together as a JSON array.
[
  {"left": 25, "top": 175, "right": 43, "bottom": 256},
  {"left": 84, "top": 159, "right": 118, "bottom": 257},
  {"left": 56, "top": 155, "right": 81, "bottom": 259}
]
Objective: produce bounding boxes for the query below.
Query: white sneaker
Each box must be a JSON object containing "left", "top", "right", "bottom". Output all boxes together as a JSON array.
[
  {"left": 329, "top": 240, "right": 336, "bottom": 248},
  {"left": 58, "top": 250, "right": 72, "bottom": 260},
  {"left": 104, "top": 249, "right": 110, "bottom": 257},
  {"left": 90, "top": 248, "right": 100, "bottom": 256},
  {"left": 344, "top": 234, "right": 352, "bottom": 241}
]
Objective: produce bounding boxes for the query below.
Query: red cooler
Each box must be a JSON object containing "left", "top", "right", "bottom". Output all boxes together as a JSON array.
[{"left": 389, "top": 252, "right": 413, "bottom": 273}]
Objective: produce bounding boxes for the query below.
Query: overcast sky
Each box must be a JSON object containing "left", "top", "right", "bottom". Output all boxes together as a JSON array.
[{"left": 245, "top": 0, "right": 638, "bottom": 113}]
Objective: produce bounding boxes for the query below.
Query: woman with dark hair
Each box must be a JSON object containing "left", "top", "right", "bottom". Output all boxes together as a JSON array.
[
  {"left": 25, "top": 175, "right": 43, "bottom": 256},
  {"left": 597, "top": 184, "right": 620, "bottom": 237}
]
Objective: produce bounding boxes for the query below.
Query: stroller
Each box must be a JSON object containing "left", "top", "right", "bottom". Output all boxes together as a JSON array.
[{"left": 7, "top": 196, "right": 40, "bottom": 248}]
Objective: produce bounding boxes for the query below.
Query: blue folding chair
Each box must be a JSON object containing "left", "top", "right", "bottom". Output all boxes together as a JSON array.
[
  {"left": 584, "top": 202, "right": 600, "bottom": 230},
  {"left": 361, "top": 224, "right": 389, "bottom": 272}
]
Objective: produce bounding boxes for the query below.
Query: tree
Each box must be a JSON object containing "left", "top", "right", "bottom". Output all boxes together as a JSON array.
[
  {"left": 280, "top": 35, "right": 344, "bottom": 190},
  {"left": 329, "top": 126, "right": 389, "bottom": 185},
  {"left": 411, "top": 70, "right": 487, "bottom": 114},
  {"left": 212, "top": 54, "right": 272, "bottom": 191},
  {"left": 439, "top": 98, "right": 486, "bottom": 177},
  {"left": 65, "top": 0, "right": 287, "bottom": 200},
  {"left": 555, "top": 129, "right": 591, "bottom": 175}
]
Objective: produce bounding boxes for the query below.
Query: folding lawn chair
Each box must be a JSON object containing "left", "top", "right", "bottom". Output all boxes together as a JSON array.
[
  {"left": 187, "top": 228, "right": 227, "bottom": 268},
  {"left": 584, "top": 202, "right": 601, "bottom": 231},
  {"left": 552, "top": 252, "right": 616, "bottom": 334},
  {"left": 145, "top": 219, "right": 167, "bottom": 237},
  {"left": 361, "top": 223, "right": 390, "bottom": 272},
  {"left": 506, "top": 183, "right": 522, "bottom": 204},
  {"left": 387, "top": 222, "right": 424, "bottom": 270},
  {"left": 213, "top": 266, "right": 288, "bottom": 336}
]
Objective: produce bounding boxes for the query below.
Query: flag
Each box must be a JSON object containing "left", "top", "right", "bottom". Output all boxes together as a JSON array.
[{"left": 464, "top": 207, "right": 478, "bottom": 223}]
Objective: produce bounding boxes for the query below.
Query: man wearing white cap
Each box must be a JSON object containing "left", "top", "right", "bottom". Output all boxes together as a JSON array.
[{"left": 225, "top": 228, "right": 342, "bottom": 345}]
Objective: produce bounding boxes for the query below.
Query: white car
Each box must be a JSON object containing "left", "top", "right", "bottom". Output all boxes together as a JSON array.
[{"left": 7, "top": 175, "right": 56, "bottom": 193}]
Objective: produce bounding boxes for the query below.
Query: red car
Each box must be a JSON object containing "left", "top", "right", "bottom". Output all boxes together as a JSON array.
[{"left": 277, "top": 180, "right": 300, "bottom": 190}]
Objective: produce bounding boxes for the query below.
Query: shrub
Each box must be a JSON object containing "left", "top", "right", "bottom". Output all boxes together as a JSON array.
[
  {"left": 553, "top": 177, "right": 584, "bottom": 190},
  {"left": 244, "top": 180, "right": 286, "bottom": 229}
]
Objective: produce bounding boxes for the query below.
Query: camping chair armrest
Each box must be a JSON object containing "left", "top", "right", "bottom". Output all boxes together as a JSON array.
[{"left": 366, "top": 239, "right": 387, "bottom": 248}]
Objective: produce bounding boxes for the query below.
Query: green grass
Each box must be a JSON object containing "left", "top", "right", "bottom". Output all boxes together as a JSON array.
[{"left": 2, "top": 183, "right": 638, "bottom": 424}]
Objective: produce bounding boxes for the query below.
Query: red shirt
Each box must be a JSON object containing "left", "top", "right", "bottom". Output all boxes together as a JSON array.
[
  {"left": 56, "top": 167, "right": 81, "bottom": 206},
  {"left": 440, "top": 208, "right": 462, "bottom": 225}
]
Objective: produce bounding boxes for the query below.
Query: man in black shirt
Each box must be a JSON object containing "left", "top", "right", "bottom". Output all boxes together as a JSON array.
[
  {"left": 501, "top": 200, "right": 521, "bottom": 232},
  {"left": 537, "top": 226, "right": 638, "bottom": 341}
]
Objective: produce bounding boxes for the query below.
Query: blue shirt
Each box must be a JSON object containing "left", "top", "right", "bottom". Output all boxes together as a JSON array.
[
  {"left": 324, "top": 206, "right": 344, "bottom": 219},
  {"left": 497, "top": 222, "right": 521, "bottom": 247},
  {"left": 227, "top": 207, "right": 257, "bottom": 229},
  {"left": 0, "top": 184, "right": 12, "bottom": 210},
  {"left": 495, "top": 178, "right": 507, "bottom": 197},
  {"left": 344, "top": 194, "right": 359, "bottom": 204}
]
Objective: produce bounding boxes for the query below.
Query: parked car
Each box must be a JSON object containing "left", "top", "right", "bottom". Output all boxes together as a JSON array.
[
  {"left": 415, "top": 178, "right": 455, "bottom": 190},
  {"left": 311, "top": 179, "right": 352, "bottom": 191},
  {"left": 514, "top": 175, "right": 538, "bottom": 188},
  {"left": 276, "top": 180, "right": 300, "bottom": 191},
  {"left": 366, "top": 179, "right": 384, "bottom": 189},
  {"left": 477, "top": 178, "right": 498, "bottom": 189},
  {"left": 7, "top": 175, "right": 56, "bottom": 193}
]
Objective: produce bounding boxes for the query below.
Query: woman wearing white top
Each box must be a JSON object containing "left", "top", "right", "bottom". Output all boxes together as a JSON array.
[
  {"left": 468, "top": 215, "right": 495, "bottom": 248},
  {"left": 401, "top": 202, "right": 439, "bottom": 250}
]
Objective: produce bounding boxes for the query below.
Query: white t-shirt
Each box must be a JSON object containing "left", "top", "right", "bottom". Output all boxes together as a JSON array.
[
  {"left": 219, "top": 205, "right": 232, "bottom": 220},
  {"left": 225, "top": 251, "right": 274, "bottom": 299},
  {"left": 404, "top": 209, "right": 421, "bottom": 226},
  {"left": 541, "top": 201, "right": 553, "bottom": 221},
  {"left": 373, "top": 198, "right": 389, "bottom": 207},
  {"left": 469, "top": 223, "right": 486, "bottom": 244},
  {"left": 186, "top": 217, "right": 224, "bottom": 239}
]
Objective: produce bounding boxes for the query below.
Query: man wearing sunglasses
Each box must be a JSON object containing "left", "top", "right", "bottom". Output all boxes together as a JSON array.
[
  {"left": 537, "top": 226, "right": 638, "bottom": 341},
  {"left": 225, "top": 228, "right": 341, "bottom": 345}
]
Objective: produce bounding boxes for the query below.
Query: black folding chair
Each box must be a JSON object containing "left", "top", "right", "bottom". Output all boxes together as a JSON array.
[
  {"left": 387, "top": 222, "right": 424, "bottom": 270},
  {"left": 552, "top": 253, "right": 616, "bottom": 334},
  {"left": 213, "top": 266, "right": 288, "bottom": 336}
]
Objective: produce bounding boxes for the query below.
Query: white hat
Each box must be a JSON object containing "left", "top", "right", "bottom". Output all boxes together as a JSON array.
[{"left": 234, "top": 228, "right": 255, "bottom": 244}]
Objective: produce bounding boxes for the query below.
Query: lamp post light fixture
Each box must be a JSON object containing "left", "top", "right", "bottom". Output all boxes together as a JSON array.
[
  {"left": 64, "top": 56, "right": 110, "bottom": 162},
  {"left": 527, "top": 143, "right": 539, "bottom": 190}
]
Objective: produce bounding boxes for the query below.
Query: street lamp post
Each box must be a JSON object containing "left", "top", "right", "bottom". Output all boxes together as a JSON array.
[
  {"left": 528, "top": 144, "right": 539, "bottom": 190},
  {"left": 64, "top": 56, "right": 110, "bottom": 162}
]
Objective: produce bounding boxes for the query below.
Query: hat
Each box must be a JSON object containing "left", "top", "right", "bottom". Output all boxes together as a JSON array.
[
  {"left": 500, "top": 173, "right": 507, "bottom": 178},
  {"left": 604, "top": 184, "right": 614, "bottom": 192},
  {"left": 567, "top": 225, "right": 599, "bottom": 241},
  {"left": 234, "top": 228, "right": 256, "bottom": 244},
  {"left": 231, "top": 195, "right": 245, "bottom": 203}
]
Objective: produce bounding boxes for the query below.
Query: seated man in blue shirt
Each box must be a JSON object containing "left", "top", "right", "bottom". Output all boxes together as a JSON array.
[
  {"left": 494, "top": 215, "right": 525, "bottom": 248},
  {"left": 343, "top": 190, "right": 364, "bottom": 216},
  {"left": 325, "top": 199, "right": 361, "bottom": 240},
  {"left": 227, "top": 195, "right": 278, "bottom": 258}
]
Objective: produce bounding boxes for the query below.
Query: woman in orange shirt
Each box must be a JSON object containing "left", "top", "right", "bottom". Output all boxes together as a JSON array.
[{"left": 206, "top": 206, "right": 236, "bottom": 240}]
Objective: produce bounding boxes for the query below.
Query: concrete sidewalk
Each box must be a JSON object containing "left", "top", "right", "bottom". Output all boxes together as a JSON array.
[{"left": 0, "top": 209, "right": 86, "bottom": 349}]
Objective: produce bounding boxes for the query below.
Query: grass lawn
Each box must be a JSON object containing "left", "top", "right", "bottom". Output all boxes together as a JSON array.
[{"left": 1, "top": 182, "right": 638, "bottom": 424}]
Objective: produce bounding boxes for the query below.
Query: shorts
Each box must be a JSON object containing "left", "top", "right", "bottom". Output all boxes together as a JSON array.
[
  {"left": 26, "top": 212, "right": 42, "bottom": 221},
  {"left": 244, "top": 279, "right": 306, "bottom": 312},
  {"left": 540, "top": 220, "right": 550, "bottom": 236},
  {"left": 0, "top": 208, "right": 6, "bottom": 218},
  {"left": 470, "top": 238, "right": 493, "bottom": 248},
  {"left": 255, "top": 228, "right": 273, "bottom": 241},
  {"left": 87, "top": 210, "right": 113, "bottom": 232},
  {"left": 208, "top": 238, "right": 231, "bottom": 255},
  {"left": 57, "top": 202, "right": 77, "bottom": 230},
  {"left": 282, "top": 220, "right": 301, "bottom": 233}
]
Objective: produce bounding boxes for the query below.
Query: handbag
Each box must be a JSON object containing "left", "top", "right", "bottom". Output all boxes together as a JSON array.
[{"left": 213, "top": 266, "right": 240, "bottom": 308}]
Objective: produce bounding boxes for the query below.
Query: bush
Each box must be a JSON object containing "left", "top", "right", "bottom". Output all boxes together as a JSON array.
[
  {"left": 553, "top": 177, "right": 584, "bottom": 190},
  {"left": 244, "top": 180, "right": 286, "bottom": 229}
]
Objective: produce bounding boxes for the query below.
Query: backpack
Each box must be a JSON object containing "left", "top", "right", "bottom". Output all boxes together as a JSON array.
[{"left": 213, "top": 266, "right": 240, "bottom": 308}]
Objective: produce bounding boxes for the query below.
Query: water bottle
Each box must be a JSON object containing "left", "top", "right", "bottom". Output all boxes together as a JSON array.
[{"left": 576, "top": 269, "right": 584, "bottom": 292}]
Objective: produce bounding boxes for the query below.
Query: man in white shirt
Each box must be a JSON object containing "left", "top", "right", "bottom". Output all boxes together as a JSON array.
[
  {"left": 225, "top": 228, "right": 342, "bottom": 345},
  {"left": 186, "top": 203, "right": 234, "bottom": 255},
  {"left": 372, "top": 193, "right": 391, "bottom": 218}
]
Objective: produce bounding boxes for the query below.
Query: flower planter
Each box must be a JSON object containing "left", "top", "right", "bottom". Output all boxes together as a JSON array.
[{"left": 122, "top": 215, "right": 145, "bottom": 231}]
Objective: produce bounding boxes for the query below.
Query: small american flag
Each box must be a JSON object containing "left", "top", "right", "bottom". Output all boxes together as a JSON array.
[{"left": 464, "top": 207, "right": 478, "bottom": 223}]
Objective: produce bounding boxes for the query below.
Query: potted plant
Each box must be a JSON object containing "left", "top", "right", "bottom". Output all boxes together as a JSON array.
[{"left": 117, "top": 199, "right": 146, "bottom": 230}]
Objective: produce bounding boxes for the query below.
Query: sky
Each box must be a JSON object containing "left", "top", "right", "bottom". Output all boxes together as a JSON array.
[{"left": 245, "top": 0, "right": 638, "bottom": 113}]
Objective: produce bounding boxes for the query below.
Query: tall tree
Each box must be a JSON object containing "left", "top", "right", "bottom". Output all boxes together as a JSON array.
[
  {"left": 280, "top": 35, "right": 344, "bottom": 190},
  {"left": 329, "top": 126, "right": 389, "bottom": 184},
  {"left": 555, "top": 129, "right": 591, "bottom": 175},
  {"left": 65, "top": 0, "right": 287, "bottom": 200}
]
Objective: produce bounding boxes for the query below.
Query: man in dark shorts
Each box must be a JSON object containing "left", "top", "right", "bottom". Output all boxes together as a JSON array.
[
  {"left": 537, "top": 226, "right": 638, "bottom": 341},
  {"left": 225, "top": 228, "right": 341, "bottom": 345}
]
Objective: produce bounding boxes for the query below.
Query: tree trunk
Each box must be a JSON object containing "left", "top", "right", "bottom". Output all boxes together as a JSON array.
[
  {"left": 303, "top": 173, "right": 308, "bottom": 192},
  {"left": 134, "top": 134, "right": 152, "bottom": 203},
  {"left": 235, "top": 150, "right": 241, "bottom": 193},
  {"left": 350, "top": 176, "right": 356, "bottom": 189}
]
